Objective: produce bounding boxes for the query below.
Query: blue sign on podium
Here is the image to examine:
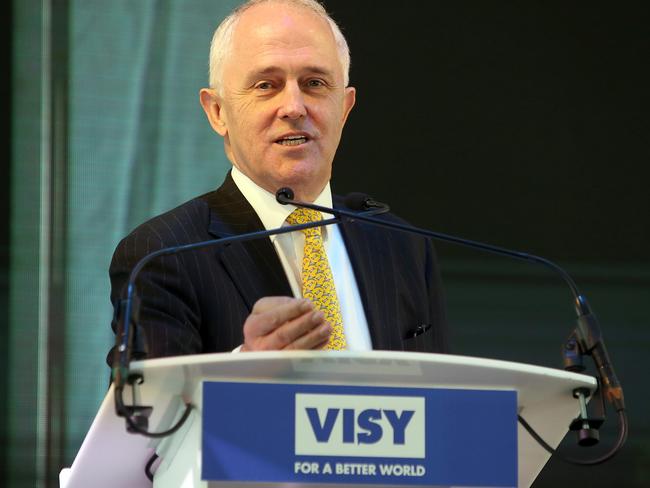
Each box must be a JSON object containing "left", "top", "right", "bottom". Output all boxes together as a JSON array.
[{"left": 202, "top": 382, "right": 517, "bottom": 487}]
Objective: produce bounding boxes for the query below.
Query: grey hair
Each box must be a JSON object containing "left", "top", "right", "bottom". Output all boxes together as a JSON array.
[{"left": 208, "top": 0, "right": 351, "bottom": 94}]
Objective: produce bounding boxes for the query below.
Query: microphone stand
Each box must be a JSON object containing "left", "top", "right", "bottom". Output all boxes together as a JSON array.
[
  {"left": 112, "top": 200, "right": 391, "bottom": 438},
  {"left": 276, "top": 188, "right": 627, "bottom": 465},
  {"left": 112, "top": 217, "right": 340, "bottom": 437}
]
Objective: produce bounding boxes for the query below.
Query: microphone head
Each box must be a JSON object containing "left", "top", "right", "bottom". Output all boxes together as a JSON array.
[
  {"left": 345, "top": 192, "right": 379, "bottom": 210},
  {"left": 276, "top": 187, "right": 295, "bottom": 204}
]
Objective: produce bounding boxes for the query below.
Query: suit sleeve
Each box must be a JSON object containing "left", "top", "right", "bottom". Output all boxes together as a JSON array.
[{"left": 107, "top": 225, "right": 202, "bottom": 365}]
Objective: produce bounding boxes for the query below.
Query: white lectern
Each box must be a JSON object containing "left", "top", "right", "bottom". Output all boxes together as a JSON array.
[{"left": 60, "top": 351, "right": 596, "bottom": 488}]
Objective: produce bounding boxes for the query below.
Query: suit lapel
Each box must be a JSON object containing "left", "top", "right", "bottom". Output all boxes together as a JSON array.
[
  {"left": 337, "top": 209, "right": 404, "bottom": 351},
  {"left": 203, "top": 173, "right": 292, "bottom": 310}
]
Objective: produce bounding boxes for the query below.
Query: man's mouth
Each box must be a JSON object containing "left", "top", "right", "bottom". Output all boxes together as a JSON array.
[{"left": 276, "top": 135, "right": 309, "bottom": 146}]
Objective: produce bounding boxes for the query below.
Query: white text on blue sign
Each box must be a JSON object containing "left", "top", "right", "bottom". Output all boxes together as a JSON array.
[{"left": 295, "top": 394, "right": 425, "bottom": 458}]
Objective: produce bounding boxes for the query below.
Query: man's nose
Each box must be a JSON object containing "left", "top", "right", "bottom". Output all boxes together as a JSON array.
[{"left": 277, "top": 82, "right": 307, "bottom": 120}]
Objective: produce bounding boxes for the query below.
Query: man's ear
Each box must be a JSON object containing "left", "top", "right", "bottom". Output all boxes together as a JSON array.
[
  {"left": 341, "top": 86, "right": 356, "bottom": 126},
  {"left": 199, "top": 88, "right": 228, "bottom": 137}
]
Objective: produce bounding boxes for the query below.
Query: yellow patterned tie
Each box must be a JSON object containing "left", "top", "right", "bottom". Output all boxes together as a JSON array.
[{"left": 286, "top": 208, "right": 347, "bottom": 350}]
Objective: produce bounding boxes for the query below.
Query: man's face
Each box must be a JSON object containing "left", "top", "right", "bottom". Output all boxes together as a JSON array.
[{"left": 201, "top": 3, "right": 356, "bottom": 202}]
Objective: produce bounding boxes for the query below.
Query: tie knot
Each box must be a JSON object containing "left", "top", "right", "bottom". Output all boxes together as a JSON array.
[{"left": 286, "top": 208, "right": 322, "bottom": 226}]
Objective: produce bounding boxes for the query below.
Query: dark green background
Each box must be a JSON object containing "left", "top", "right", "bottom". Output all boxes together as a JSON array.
[
  {"left": 3, "top": 1, "right": 649, "bottom": 487},
  {"left": 325, "top": 2, "right": 649, "bottom": 486}
]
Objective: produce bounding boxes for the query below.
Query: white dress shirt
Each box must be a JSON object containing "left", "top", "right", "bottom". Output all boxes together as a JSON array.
[{"left": 231, "top": 167, "right": 372, "bottom": 350}]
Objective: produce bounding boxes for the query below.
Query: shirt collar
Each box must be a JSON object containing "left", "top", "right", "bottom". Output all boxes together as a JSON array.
[{"left": 230, "top": 166, "right": 333, "bottom": 236}]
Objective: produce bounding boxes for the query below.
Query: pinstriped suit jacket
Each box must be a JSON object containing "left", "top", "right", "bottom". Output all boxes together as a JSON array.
[{"left": 108, "top": 172, "right": 449, "bottom": 362}]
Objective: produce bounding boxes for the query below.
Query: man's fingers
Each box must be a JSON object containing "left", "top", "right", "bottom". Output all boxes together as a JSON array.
[
  {"left": 247, "top": 297, "right": 313, "bottom": 337},
  {"left": 242, "top": 296, "right": 336, "bottom": 351},
  {"left": 251, "top": 296, "right": 310, "bottom": 315},
  {"left": 260, "top": 309, "right": 327, "bottom": 350},
  {"left": 283, "top": 321, "right": 332, "bottom": 350}
]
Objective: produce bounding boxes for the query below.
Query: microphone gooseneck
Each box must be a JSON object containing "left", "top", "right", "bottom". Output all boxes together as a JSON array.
[
  {"left": 276, "top": 186, "right": 627, "bottom": 465},
  {"left": 112, "top": 191, "right": 392, "bottom": 438},
  {"left": 112, "top": 209, "right": 344, "bottom": 437}
]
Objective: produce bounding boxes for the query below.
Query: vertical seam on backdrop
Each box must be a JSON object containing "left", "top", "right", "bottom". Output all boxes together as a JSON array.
[{"left": 37, "top": 0, "right": 52, "bottom": 483}]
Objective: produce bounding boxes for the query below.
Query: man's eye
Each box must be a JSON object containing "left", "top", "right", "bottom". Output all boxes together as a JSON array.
[
  {"left": 255, "top": 81, "right": 273, "bottom": 90},
  {"left": 306, "top": 79, "right": 326, "bottom": 88}
]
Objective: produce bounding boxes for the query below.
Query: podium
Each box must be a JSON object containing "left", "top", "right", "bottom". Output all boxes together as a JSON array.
[{"left": 60, "top": 351, "right": 596, "bottom": 488}]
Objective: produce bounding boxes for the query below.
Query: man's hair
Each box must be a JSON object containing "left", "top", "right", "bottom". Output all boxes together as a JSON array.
[{"left": 208, "top": 0, "right": 351, "bottom": 94}]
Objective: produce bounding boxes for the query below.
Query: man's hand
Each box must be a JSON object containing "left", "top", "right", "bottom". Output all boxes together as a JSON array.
[{"left": 241, "top": 297, "right": 332, "bottom": 351}]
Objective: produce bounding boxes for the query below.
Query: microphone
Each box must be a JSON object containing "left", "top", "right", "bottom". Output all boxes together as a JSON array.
[
  {"left": 112, "top": 212, "right": 343, "bottom": 437},
  {"left": 112, "top": 193, "right": 391, "bottom": 438},
  {"left": 276, "top": 187, "right": 390, "bottom": 215},
  {"left": 276, "top": 187, "right": 587, "bottom": 299},
  {"left": 344, "top": 192, "right": 388, "bottom": 211},
  {"left": 276, "top": 187, "right": 626, "bottom": 464}
]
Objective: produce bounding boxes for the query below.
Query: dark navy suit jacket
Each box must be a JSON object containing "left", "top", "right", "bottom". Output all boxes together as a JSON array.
[{"left": 108, "top": 173, "right": 449, "bottom": 363}]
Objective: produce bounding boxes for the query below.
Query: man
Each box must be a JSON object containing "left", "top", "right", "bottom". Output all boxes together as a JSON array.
[{"left": 108, "top": 0, "right": 448, "bottom": 362}]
